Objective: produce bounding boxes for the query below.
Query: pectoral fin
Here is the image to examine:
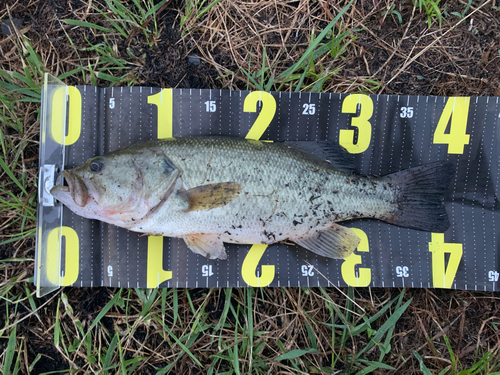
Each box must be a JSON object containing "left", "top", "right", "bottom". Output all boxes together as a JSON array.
[
  {"left": 293, "top": 223, "right": 360, "bottom": 259},
  {"left": 179, "top": 182, "right": 241, "bottom": 212},
  {"left": 183, "top": 234, "right": 227, "bottom": 260}
]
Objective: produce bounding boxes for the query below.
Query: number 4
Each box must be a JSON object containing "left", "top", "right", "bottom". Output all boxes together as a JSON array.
[
  {"left": 433, "top": 97, "right": 470, "bottom": 154},
  {"left": 429, "top": 233, "right": 463, "bottom": 288}
]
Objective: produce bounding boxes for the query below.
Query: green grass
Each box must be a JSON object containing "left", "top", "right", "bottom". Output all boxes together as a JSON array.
[
  {"left": 180, "top": 0, "right": 224, "bottom": 32},
  {"left": 0, "top": 285, "right": 435, "bottom": 373},
  {"left": 62, "top": 0, "right": 173, "bottom": 86},
  {"left": 2, "top": 1, "right": 500, "bottom": 374},
  {"left": 414, "top": 0, "right": 443, "bottom": 28},
  {"left": 0, "top": 34, "right": 41, "bottom": 246},
  {"left": 382, "top": 4, "right": 403, "bottom": 24},
  {"left": 241, "top": 0, "right": 357, "bottom": 93},
  {"left": 66, "top": 0, "right": 169, "bottom": 45}
]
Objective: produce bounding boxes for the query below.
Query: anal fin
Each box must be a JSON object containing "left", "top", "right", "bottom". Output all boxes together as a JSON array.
[
  {"left": 183, "top": 234, "right": 227, "bottom": 260},
  {"left": 293, "top": 223, "right": 360, "bottom": 259}
]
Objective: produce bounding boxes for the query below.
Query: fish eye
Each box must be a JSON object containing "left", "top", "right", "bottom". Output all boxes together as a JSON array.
[{"left": 90, "top": 159, "right": 104, "bottom": 172}]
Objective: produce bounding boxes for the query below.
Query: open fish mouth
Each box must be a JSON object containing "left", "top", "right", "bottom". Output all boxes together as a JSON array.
[{"left": 50, "top": 170, "right": 89, "bottom": 207}]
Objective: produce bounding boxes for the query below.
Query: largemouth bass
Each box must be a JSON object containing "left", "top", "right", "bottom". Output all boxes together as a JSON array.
[{"left": 50, "top": 137, "right": 454, "bottom": 260}]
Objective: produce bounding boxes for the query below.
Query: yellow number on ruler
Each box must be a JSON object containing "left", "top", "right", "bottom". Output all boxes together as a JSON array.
[
  {"left": 147, "top": 90, "right": 174, "bottom": 285},
  {"left": 428, "top": 233, "right": 462, "bottom": 288},
  {"left": 433, "top": 97, "right": 470, "bottom": 154},
  {"left": 243, "top": 91, "right": 276, "bottom": 140},
  {"left": 341, "top": 228, "right": 371, "bottom": 286},
  {"left": 339, "top": 94, "right": 373, "bottom": 154},
  {"left": 146, "top": 236, "right": 173, "bottom": 288},
  {"left": 148, "top": 89, "right": 173, "bottom": 139},
  {"left": 51, "top": 86, "right": 82, "bottom": 145},
  {"left": 242, "top": 244, "right": 275, "bottom": 286},
  {"left": 46, "top": 226, "right": 79, "bottom": 285},
  {"left": 241, "top": 94, "right": 276, "bottom": 285}
]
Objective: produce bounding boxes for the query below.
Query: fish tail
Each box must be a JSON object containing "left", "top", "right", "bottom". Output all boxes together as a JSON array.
[{"left": 380, "top": 161, "right": 455, "bottom": 232}]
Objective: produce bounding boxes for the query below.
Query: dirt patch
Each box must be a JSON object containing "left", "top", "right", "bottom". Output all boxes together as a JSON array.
[
  {"left": 1, "top": 0, "right": 500, "bottom": 374},
  {"left": 183, "top": 0, "right": 500, "bottom": 94}
]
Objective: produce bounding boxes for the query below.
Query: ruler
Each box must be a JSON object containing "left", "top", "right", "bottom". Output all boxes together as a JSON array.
[{"left": 35, "top": 75, "right": 500, "bottom": 296}]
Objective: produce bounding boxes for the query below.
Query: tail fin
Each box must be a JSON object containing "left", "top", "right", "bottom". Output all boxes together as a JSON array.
[{"left": 382, "top": 161, "right": 455, "bottom": 232}]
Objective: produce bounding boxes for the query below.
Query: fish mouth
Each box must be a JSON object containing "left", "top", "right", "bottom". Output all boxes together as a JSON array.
[{"left": 50, "top": 170, "right": 89, "bottom": 207}]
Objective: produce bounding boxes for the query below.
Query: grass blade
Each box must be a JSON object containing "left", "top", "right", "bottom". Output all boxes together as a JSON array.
[
  {"left": 275, "top": 348, "right": 317, "bottom": 361},
  {"left": 356, "top": 296, "right": 412, "bottom": 359},
  {"left": 90, "top": 289, "right": 123, "bottom": 330},
  {"left": 0, "top": 157, "right": 28, "bottom": 196},
  {"left": 414, "top": 351, "right": 433, "bottom": 375},
  {"left": 65, "top": 19, "right": 115, "bottom": 33},
  {"left": 3, "top": 325, "right": 17, "bottom": 375},
  {"left": 153, "top": 314, "right": 202, "bottom": 367},
  {"left": 278, "top": 0, "right": 354, "bottom": 81},
  {"left": 103, "top": 333, "right": 119, "bottom": 374}
]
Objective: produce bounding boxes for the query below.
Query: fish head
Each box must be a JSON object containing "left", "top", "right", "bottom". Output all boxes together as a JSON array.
[{"left": 50, "top": 146, "right": 180, "bottom": 226}]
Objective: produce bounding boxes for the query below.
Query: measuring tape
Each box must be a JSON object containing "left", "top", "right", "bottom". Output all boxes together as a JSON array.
[{"left": 36, "top": 84, "right": 500, "bottom": 295}]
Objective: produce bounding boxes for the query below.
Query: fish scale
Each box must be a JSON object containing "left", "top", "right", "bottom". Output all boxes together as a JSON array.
[
  {"left": 137, "top": 138, "right": 389, "bottom": 239},
  {"left": 51, "top": 137, "right": 454, "bottom": 260}
]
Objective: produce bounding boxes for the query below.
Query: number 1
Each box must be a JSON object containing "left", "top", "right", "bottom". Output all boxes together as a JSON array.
[{"left": 148, "top": 89, "right": 173, "bottom": 139}]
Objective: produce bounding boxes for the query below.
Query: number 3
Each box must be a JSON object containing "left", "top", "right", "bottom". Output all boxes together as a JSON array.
[
  {"left": 339, "top": 94, "right": 373, "bottom": 154},
  {"left": 341, "top": 228, "right": 371, "bottom": 286}
]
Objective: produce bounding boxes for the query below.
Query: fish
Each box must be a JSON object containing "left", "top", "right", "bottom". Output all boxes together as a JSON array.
[{"left": 50, "top": 137, "right": 455, "bottom": 260}]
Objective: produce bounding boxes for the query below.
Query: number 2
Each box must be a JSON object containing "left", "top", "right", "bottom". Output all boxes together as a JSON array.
[
  {"left": 242, "top": 245, "right": 275, "bottom": 287},
  {"left": 243, "top": 91, "right": 276, "bottom": 140}
]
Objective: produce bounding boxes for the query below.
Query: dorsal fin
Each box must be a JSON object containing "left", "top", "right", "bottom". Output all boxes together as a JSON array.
[{"left": 283, "top": 141, "right": 356, "bottom": 173}]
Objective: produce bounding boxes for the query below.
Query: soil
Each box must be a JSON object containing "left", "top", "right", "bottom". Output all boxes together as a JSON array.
[{"left": 1, "top": 0, "right": 500, "bottom": 374}]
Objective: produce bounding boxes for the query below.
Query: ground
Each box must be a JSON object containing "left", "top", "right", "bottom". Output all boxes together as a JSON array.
[{"left": 1, "top": 0, "right": 500, "bottom": 374}]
